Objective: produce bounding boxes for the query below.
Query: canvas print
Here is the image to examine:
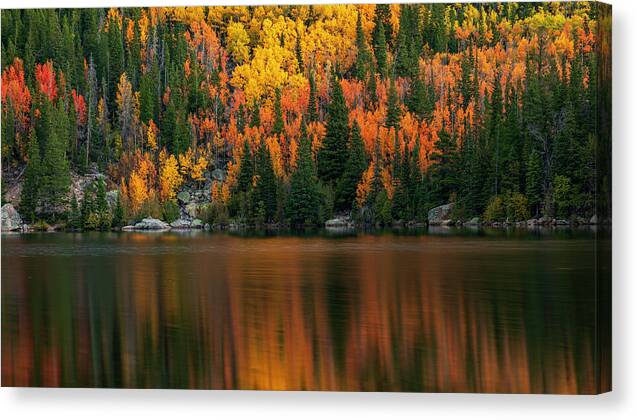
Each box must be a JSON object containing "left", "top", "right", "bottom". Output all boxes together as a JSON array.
[{"left": 1, "top": 2, "right": 611, "bottom": 393}]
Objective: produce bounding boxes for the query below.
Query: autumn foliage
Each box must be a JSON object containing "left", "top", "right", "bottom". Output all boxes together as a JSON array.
[{"left": 2, "top": 3, "right": 608, "bottom": 224}]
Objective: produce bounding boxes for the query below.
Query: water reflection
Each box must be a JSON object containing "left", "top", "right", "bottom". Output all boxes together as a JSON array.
[{"left": 1, "top": 231, "right": 608, "bottom": 392}]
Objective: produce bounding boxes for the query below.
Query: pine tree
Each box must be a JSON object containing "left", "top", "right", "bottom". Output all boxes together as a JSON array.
[
  {"left": 80, "top": 182, "right": 96, "bottom": 228},
  {"left": 366, "top": 66, "right": 378, "bottom": 110},
  {"left": 395, "top": 5, "right": 419, "bottom": 79},
  {"left": 335, "top": 122, "right": 368, "bottom": 211},
  {"left": 20, "top": 128, "right": 41, "bottom": 222},
  {"left": 385, "top": 78, "right": 402, "bottom": 129},
  {"left": 354, "top": 12, "right": 372, "bottom": 81},
  {"left": 295, "top": 35, "right": 304, "bottom": 73},
  {"left": 236, "top": 139, "right": 254, "bottom": 193},
  {"left": 68, "top": 193, "right": 81, "bottom": 229},
  {"left": 40, "top": 101, "right": 71, "bottom": 218},
  {"left": 526, "top": 148, "right": 543, "bottom": 217},
  {"left": 307, "top": 72, "right": 319, "bottom": 122},
  {"left": 287, "top": 122, "right": 322, "bottom": 226},
  {"left": 373, "top": 21, "right": 388, "bottom": 79},
  {"left": 318, "top": 74, "right": 349, "bottom": 185},
  {"left": 112, "top": 191, "right": 125, "bottom": 228},
  {"left": 107, "top": 13, "right": 124, "bottom": 116},
  {"left": 249, "top": 101, "right": 261, "bottom": 128},
  {"left": 273, "top": 88, "right": 284, "bottom": 135},
  {"left": 429, "top": 128, "right": 459, "bottom": 205},
  {"left": 253, "top": 141, "right": 278, "bottom": 223}
]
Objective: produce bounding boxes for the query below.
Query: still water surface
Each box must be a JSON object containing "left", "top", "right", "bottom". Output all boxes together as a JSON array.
[{"left": 1, "top": 229, "right": 607, "bottom": 392}]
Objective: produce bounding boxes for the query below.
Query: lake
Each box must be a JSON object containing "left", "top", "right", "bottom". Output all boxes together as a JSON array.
[{"left": 1, "top": 228, "right": 610, "bottom": 393}]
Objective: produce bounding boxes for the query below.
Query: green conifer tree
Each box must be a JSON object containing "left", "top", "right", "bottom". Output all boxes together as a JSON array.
[
  {"left": 287, "top": 122, "right": 322, "bottom": 226},
  {"left": 318, "top": 74, "right": 349, "bottom": 185},
  {"left": 335, "top": 122, "right": 368, "bottom": 211}
]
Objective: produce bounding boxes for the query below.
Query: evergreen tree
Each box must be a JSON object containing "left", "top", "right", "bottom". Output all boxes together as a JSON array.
[
  {"left": 249, "top": 101, "right": 261, "bottom": 128},
  {"left": 80, "top": 182, "right": 96, "bottom": 228},
  {"left": 429, "top": 128, "right": 459, "bottom": 204},
  {"left": 385, "top": 78, "right": 402, "bottom": 129},
  {"left": 295, "top": 35, "right": 304, "bottom": 73},
  {"left": 40, "top": 101, "right": 71, "bottom": 218},
  {"left": 307, "top": 71, "right": 319, "bottom": 122},
  {"left": 68, "top": 193, "right": 81, "bottom": 229},
  {"left": 391, "top": 144, "right": 414, "bottom": 220},
  {"left": 366, "top": 66, "right": 378, "bottom": 110},
  {"left": 287, "top": 122, "right": 322, "bottom": 226},
  {"left": 20, "top": 128, "right": 41, "bottom": 222},
  {"left": 253, "top": 141, "right": 278, "bottom": 223},
  {"left": 354, "top": 12, "right": 372, "bottom": 81},
  {"left": 373, "top": 21, "right": 388, "bottom": 79},
  {"left": 273, "top": 88, "right": 284, "bottom": 135},
  {"left": 236, "top": 139, "right": 254, "bottom": 193},
  {"left": 318, "top": 74, "right": 349, "bottom": 185},
  {"left": 395, "top": 5, "right": 420, "bottom": 79},
  {"left": 112, "top": 191, "right": 125, "bottom": 228},
  {"left": 335, "top": 122, "right": 367, "bottom": 211},
  {"left": 107, "top": 13, "right": 124, "bottom": 116},
  {"left": 526, "top": 148, "right": 543, "bottom": 217}
]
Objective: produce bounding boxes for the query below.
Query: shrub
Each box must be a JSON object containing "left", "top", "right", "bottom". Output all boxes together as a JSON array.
[
  {"left": 161, "top": 200, "right": 180, "bottom": 223},
  {"left": 374, "top": 190, "right": 392, "bottom": 226},
  {"left": 31, "top": 220, "right": 50, "bottom": 231},
  {"left": 483, "top": 195, "right": 505, "bottom": 222},
  {"left": 505, "top": 192, "right": 530, "bottom": 221},
  {"left": 200, "top": 202, "right": 229, "bottom": 225},
  {"left": 553, "top": 175, "right": 572, "bottom": 218},
  {"left": 136, "top": 196, "right": 163, "bottom": 221}
]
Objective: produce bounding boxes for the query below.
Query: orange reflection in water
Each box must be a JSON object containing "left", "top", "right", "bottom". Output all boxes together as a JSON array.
[{"left": 2, "top": 233, "right": 604, "bottom": 393}]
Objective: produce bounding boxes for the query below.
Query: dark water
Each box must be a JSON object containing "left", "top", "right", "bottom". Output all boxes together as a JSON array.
[{"left": 1, "top": 229, "right": 609, "bottom": 393}]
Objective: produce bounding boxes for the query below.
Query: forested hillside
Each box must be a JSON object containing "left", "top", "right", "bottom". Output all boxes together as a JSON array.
[{"left": 1, "top": 3, "right": 609, "bottom": 228}]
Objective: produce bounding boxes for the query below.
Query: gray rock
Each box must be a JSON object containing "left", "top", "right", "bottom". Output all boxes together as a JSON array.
[
  {"left": 441, "top": 219, "right": 454, "bottom": 226},
  {"left": 555, "top": 219, "right": 569, "bottom": 226},
  {"left": 185, "top": 203, "right": 202, "bottom": 218},
  {"left": 527, "top": 218, "right": 538, "bottom": 226},
  {"left": 1, "top": 204, "right": 23, "bottom": 232},
  {"left": 211, "top": 169, "right": 226, "bottom": 182},
  {"left": 134, "top": 217, "right": 170, "bottom": 230},
  {"left": 170, "top": 218, "right": 192, "bottom": 229},
  {"left": 121, "top": 225, "right": 136, "bottom": 231},
  {"left": 590, "top": 215, "right": 598, "bottom": 225},
  {"left": 204, "top": 223, "right": 211, "bottom": 231},
  {"left": 325, "top": 218, "right": 351, "bottom": 228},
  {"left": 427, "top": 203, "right": 455, "bottom": 226},
  {"left": 538, "top": 216, "right": 552, "bottom": 225},
  {"left": 191, "top": 219, "right": 204, "bottom": 229},
  {"left": 177, "top": 191, "right": 191, "bottom": 204},
  {"left": 466, "top": 217, "right": 480, "bottom": 226},
  {"left": 106, "top": 190, "right": 119, "bottom": 210}
]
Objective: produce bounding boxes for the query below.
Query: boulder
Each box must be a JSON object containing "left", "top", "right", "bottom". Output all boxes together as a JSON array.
[
  {"left": 555, "top": 219, "right": 569, "bottom": 226},
  {"left": 538, "top": 216, "right": 552, "bottom": 226},
  {"left": 590, "top": 214, "right": 598, "bottom": 225},
  {"left": 106, "top": 190, "right": 119, "bottom": 210},
  {"left": 191, "top": 219, "right": 204, "bottom": 229},
  {"left": 211, "top": 169, "right": 226, "bottom": 182},
  {"left": 527, "top": 218, "right": 538, "bottom": 226},
  {"left": 170, "top": 218, "right": 192, "bottom": 229},
  {"left": 325, "top": 218, "right": 351, "bottom": 228},
  {"left": 134, "top": 217, "right": 170, "bottom": 230},
  {"left": 177, "top": 191, "right": 191, "bottom": 204},
  {"left": 1, "top": 204, "right": 23, "bottom": 232},
  {"left": 185, "top": 203, "right": 202, "bottom": 218},
  {"left": 427, "top": 203, "right": 455, "bottom": 226},
  {"left": 466, "top": 217, "right": 480, "bottom": 226},
  {"left": 441, "top": 219, "right": 454, "bottom": 226}
]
